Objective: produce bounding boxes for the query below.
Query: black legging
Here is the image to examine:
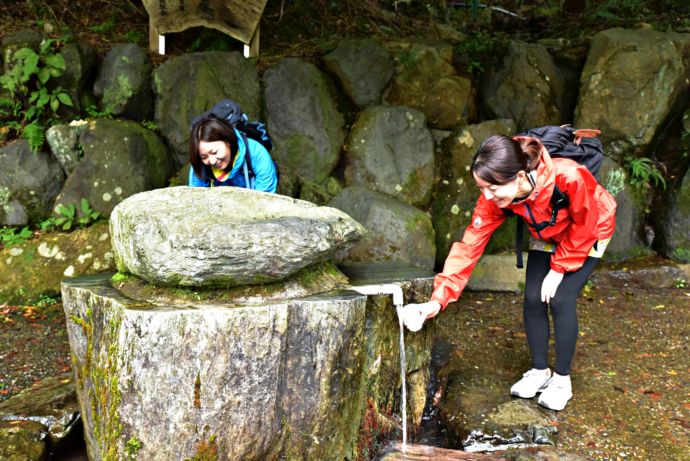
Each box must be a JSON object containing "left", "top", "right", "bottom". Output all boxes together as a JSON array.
[{"left": 523, "top": 250, "right": 599, "bottom": 376}]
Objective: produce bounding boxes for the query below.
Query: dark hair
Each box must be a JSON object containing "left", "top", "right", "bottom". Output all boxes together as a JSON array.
[
  {"left": 189, "top": 117, "right": 239, "bottom": 180},
  {"left": 470, "top": 135, "right": 541, "bottom": 185}
]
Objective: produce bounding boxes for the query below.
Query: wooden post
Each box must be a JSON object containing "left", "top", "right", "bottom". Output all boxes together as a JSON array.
[
  {"left": 148, "top": 18, "right": 165, "bottom": 55},
  {"left": 244, "top": 25, "right": 260, "bottom": 58}
]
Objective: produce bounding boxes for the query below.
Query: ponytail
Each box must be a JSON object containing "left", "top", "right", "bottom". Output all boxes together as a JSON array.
[{"left": 516, "top": 137, "right": 541, "bottom": 171}]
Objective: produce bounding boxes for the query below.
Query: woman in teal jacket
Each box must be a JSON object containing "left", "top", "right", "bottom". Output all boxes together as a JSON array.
[{"left": 188, "top": 117, "right": 278, "bottom": 193}]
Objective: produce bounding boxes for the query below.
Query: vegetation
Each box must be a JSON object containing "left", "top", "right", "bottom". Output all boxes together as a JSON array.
[
  {"left": 0, "top": 198, "right": 102, "bottom": 249},
  {"left": 36, "top": 198, "right": 103, "bottom": 232},
  {"left": 0, "top": 37, "right": 73, "bottom": 150},
  {"left": 454, "top": 30, "right": 501, "bottom": 75},
  {"left": 125, "top": 437, "right": 142, "bottom": 459},
  {"left": 624, "top": 155, "right": 667, "bottom": 191},
  {"left": 0, "top": 0, "right": 687, "bottom": 151},
  {"left": 0, "top": 226, "right": 33, "bottom": 247}
]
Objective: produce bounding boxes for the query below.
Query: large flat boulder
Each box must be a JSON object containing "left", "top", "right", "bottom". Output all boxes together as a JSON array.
[{"left": 110, "top": 187, "right": 366, "bottom": 286}]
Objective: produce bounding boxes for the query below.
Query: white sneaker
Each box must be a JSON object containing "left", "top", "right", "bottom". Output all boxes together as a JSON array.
[
  {"left": 537, "top": 373, "right": 573, "bottom": 411},
  {"left": 510, "top": 368, "right": 551, "bottom": 398}
]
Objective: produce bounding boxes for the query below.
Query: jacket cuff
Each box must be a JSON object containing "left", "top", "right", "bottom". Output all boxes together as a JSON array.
[
  {"left": 549, "top": 264, "right": 566, "bottom": 274},
  {"left": 430, "top": 294, "right": 448, "bottom": 311}
]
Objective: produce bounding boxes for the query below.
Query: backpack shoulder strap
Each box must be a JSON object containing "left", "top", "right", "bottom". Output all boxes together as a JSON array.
[
  {"left": 509, "top": 185, "right": 570, "bottom": 269},
  {"left": 549, "top": 185, "right": 569, "bottom": 226},
  {"left": 240, "top": 133, "right": 254, "bottom": 177},
  {"left": 239, "top": 133, "right": 255, "bottom": 190}
]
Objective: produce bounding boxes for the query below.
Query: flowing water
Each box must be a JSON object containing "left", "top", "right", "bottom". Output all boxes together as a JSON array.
[{"left": 395, "top": 304, "right": 407, "bottom": 455}]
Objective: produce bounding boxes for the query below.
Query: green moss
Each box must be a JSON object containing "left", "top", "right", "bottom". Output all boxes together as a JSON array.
[
  {"left": 69, "top": 299, "right": 124, "bottom": 460},
  {"left": 125, "top": 437, "right": 142, "bottom": 459},
  {"left": 0, "top": 186, "right": 10, "bottom": 208},
  {"left": 116, "top": 261, "right": 348, "bottom": 306},
  {"left": 104, "top": 75, "right": 133, "bottom": 112},
  {"left": 22, "top": 247, "right": 35, "bottom": 262},
  {"left": 111, "top": 272, "right": 131, "bottom": 283},
  {"left": 671, "top": 247, "right": 690, "bottom": 262}
]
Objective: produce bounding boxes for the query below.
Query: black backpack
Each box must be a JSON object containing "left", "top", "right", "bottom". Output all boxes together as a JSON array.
[
  {"left": 190, "top": 99, "right": 279, "bottom": 184},
  {"left": 508, "top": 125, "right": 604, "bottom": 268}
]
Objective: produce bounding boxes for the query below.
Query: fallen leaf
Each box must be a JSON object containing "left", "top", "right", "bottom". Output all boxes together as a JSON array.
[
  {"left": 641, "top": 389, "right": 662, "bottom": 401},
  {"left": 671, "top": 418, "right": 690, "bottom": 429}
]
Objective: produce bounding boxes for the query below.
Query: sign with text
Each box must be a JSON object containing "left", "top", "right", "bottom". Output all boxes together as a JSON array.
[{"left": 142, "top": 0, "right": 267, "bottom": 44}]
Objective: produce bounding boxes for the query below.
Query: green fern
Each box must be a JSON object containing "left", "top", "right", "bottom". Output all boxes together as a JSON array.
[
  {"left": 625, "top": 156, "right": 666, "bottom": 191},
  {"left": 22, "top": 121, "right": 45, "bottom": 151}
]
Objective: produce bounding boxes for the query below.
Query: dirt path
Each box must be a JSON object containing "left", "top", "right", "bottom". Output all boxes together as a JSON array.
[
  {"left": 432, "top": 285, "right": 690, "bottom": 460},
  {"left": 0, "top": 302, "right": 72, "bottom": 401}
]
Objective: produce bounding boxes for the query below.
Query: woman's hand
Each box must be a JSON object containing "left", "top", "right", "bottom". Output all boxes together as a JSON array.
[
  {"left": 541, "top": 269, "right": 564, "bottom": 304},
  {"left": 398, "top": 300, "right": 441, "bottom": 332}
]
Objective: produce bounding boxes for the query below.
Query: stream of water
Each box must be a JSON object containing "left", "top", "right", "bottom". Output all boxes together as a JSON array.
[{"left": 395, "top": 304, "right": 407, "bottom": 455}]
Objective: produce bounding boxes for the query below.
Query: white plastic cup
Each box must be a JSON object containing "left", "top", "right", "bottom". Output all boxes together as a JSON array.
[{"left": 399, "top": 305, "right": 425, "bottom": 332}]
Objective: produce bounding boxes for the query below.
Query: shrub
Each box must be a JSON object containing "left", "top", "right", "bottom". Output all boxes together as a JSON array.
[{"left": 0, "top": 38, "right": 74, "bottom": 151}]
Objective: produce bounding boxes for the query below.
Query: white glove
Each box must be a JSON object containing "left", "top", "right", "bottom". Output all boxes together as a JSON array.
[
  {"left": 541, "top": 269, "right": 564, "bottom": 304},
  {"left": 398, "top": 300, "right": 441, "bottom": 332}
]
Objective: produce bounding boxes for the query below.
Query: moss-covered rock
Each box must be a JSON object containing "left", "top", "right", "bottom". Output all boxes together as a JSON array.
[
  {"left": 264, "top": 58, "right": 345, "bottom": 183},
  {"left": 61, "top": 263, "right": 435, "bottom": 461},
  {"left": 0, "top": 220, "right": 114, "bottom": 305}
]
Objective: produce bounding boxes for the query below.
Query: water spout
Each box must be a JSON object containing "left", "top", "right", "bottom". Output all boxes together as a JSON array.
[{"left": 349, "top": 283, "right": 403, "bottom": 306}]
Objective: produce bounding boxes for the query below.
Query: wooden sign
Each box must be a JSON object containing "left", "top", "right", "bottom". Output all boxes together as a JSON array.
[{"left": 142, "top": 0, "right": 268, "bottom": 55}]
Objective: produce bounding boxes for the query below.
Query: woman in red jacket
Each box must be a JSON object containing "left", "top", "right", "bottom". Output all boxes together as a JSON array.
[{"left": 401, "top": 133, "right": 617, "bottom": 411}]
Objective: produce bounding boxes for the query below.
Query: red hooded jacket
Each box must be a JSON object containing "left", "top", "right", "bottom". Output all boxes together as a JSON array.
[{"left": 431, "top": 139, "right": 617, "bottom": 310}]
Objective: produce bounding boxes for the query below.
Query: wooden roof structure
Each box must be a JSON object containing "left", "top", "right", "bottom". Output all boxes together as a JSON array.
[{"left": 142, "top": 0, "right": 268, "bottom": 56}]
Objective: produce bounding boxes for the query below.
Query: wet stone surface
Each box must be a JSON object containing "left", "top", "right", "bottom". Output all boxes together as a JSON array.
[{"left": 0, "top": 372, "right": 80, "bottom": 443}]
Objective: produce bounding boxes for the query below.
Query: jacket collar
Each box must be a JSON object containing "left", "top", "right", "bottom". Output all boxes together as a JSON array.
[
  {"left": 227, "top": 128, "right": 247, "bottom": 178},
  {"left": 510, "top": 139, "right": 556, "bottom": 208}
]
